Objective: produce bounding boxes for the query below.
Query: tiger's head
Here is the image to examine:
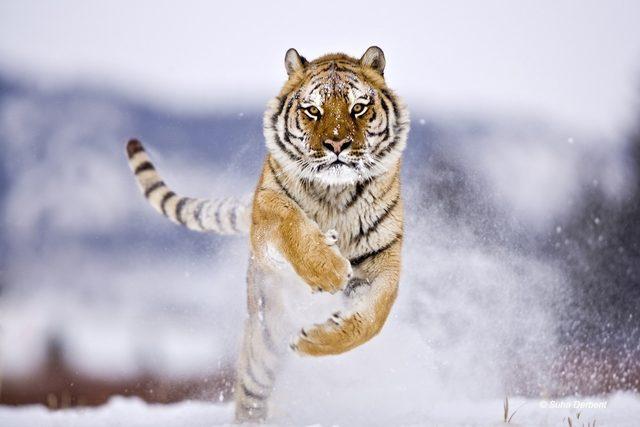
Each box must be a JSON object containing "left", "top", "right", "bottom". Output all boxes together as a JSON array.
[{"left": 264, "top": 46, "right": 409, "bottom": 186}]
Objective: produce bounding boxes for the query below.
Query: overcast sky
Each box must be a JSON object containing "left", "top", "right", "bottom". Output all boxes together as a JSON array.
[{"left": 1, "top": 0, "right": 640, "bottom": 137}]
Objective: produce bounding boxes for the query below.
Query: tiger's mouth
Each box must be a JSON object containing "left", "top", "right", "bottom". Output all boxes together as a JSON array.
[
  {"left": 307, "top": 150, "right": 378, "bottom": 185},
  {"left": 319, "top": 159, "right": 352, "bottom": 170},
  {"left": 311, "top": 155, "right": 374, "bottom": 185}
]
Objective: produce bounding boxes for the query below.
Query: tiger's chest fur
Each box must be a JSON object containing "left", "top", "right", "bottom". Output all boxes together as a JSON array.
[{"left": 264, "top": 156, "right": 403, "bottom": 266}]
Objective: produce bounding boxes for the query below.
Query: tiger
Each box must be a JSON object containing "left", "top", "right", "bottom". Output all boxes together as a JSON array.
[{"left": 125, "top": 46, "right": 409, "bottom": 422}]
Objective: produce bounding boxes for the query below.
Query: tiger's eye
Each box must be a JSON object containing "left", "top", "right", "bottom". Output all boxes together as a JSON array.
[
  {"left": 352, "top": 104, "right": 363, "bottom": 113},
  {"left": 309, "top": 106, "right": 319, "bottom": 115}
]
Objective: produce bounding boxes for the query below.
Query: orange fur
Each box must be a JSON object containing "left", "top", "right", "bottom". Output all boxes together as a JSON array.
[{"left": 250, "top": 169, "right": 352, "bottom": 294}]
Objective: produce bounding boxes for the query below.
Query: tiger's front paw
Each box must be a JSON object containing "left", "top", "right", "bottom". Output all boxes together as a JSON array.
[
  {"left": 290, "top": 311, "right": 365, "bottom": 356},
  {"left": 293, "top": 228, "right": 352, "bottom": 294}
]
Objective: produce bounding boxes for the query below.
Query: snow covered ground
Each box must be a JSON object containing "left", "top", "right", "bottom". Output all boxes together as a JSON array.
[{"left": 1, "top": 393, "right": 640, "bottom": 427}]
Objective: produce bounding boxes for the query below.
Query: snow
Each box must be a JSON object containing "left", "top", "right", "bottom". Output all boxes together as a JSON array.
[
  {"left": 1, "top": 393, "right": 640, "bottom": 427},
  {"left": 0, "top": 398, "right": 234, "bottom": 427}
]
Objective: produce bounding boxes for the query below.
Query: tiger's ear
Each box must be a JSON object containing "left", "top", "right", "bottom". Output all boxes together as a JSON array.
[
  {"left": 285, "top": 48, "right": 308, "bottom": 76},
  {"left": 360, "top": 46, "right": 386, "bottom": 76}
]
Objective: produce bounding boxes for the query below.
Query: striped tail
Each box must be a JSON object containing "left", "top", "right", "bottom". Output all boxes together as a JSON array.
[{"left": 126, "top": 139, "right": 251, "bottom": 235}]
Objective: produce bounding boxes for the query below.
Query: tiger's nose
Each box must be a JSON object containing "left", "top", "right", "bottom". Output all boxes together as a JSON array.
[{"left": 323, "top": 138, "right": 352, "bottom": 154}]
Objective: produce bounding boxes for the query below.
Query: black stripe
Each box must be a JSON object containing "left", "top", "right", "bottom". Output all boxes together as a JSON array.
[
  {"left": 242, "top": 383, "right": 267, "bottom": 401},
  {"left": 282, "top": 97, "right": 294, "bottom": 128},
  {"left": 315, "top": 64, "right": 334, "bottom": 74},
  {"left": 293, "top": 114, "right": 304, "bottom": 135},
  {"left": 194, "top": 200, "right": 207, "bottom": 230},
  {"left": 359, "top": 196, "right": 399, "bottom": 238},
  {"left": 256, "top": 290, "right": 277, "bottom": 353},
  {"left": 126, "top": 139, "right": 144, "bottom": 158},
  {"left": 144, "top": 181, "right": 165, "bottom": 198},
  {"left": 344, "top": 73, "right": 359, "bottom": 83},
  {"left": 288, "top": 107, "right": 306, "bottom": 137},
  {"left": 307, "top": 75, "right": 324, "bottom": 89},
  {"left": 373, "top": 102, "right": 395, "bottom": 156},
  {"left": 268, "top": 160, "right": 302, "bottom": 208},
  {"left": 377, "top": 133, "right": 402, "bottom": 158},
  {"left": 134, "top": 161, "right": 154, "bottom": 175},
  {"left": 367, "top": 128, "right": 388, "bottom": 138},
  {"left": 375, "top": 90, "right": 407, "bottom": 158},
  {"left": 336, "top": 59, "right": 357, "bottom": 68},
  {"left": 369, "top": 109, "right": 377, "bottom": 123},
  {"left": 262, "top": 363, "right": 275, "bottom": 382},
  {"left": 285, "top": 128, "right": 304, "bottom": 142},
  {"left": 370, "top": 98, "right": 390, "bottom": 143},
  {"left": 249, "top": 352, "right": 275, "bottom": 382},
  {"left": 345, "top": 179, "right": 373, "bottom": 209},
  {"left": 175, "top": 197, "right": 189, "bottom": 224},
  {"left": 273, "top": 133, "right": 299, "bottom": 162},
  {"left": 320, "top": 63, "right": 357, "bottom": 74},
  {"left": 282, "top": 129, "right": 304, "bottom": 157},
  {"left": 380, "top": 93, "right": 389, "bottom": 116},
  {"left": 214, "top": 199, "right": 224, "bottom": 230},
  {"left": 247, "top": 360, "right": 271, "bottom": 389},
  {"left": 381, "top": 88, "right": 400, "bottom": 117},
  {"left": 379, "top": 97, "right": 393, "bottom": 128},
  {"left": 266, "top": 95, "right": 293, "bottom": 137},
  {"left": 345, "top": 80, "right": 358, "bottom": 91},
  {"left": 261, "top": 323, "right": 277, "bottom": 353},
  {"left": 299, "top": 179, "right": 316, "bottom": 200},
  {"left": 271, "top": 95, "right": 288, "bottom": 128},
  {"left": 307, "top": 81, "right": 322, "bottom": 94},
  {"left": 160, "top": 191, "right": 176, "bottom": 216},
  {"left": 280, "top": 100, "right": 306, "bottom": 158},
  {"left": 229, "top": 203, "right": 238, "bottom": 232},
  {"left": 349, "top": 233, "right": 402, "bottom": 267},
  {"left": 300, "top": 180, "right": 328, "bottom": 206}
]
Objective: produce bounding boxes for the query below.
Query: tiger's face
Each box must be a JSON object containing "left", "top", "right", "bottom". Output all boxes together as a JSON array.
[{"left": 264, "top": 46, "right": 409, "bottom": 186}]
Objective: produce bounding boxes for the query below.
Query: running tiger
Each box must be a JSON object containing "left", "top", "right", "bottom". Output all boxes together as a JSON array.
[{"left": 125, "top": 46, "right": 409, "bottom": 422}]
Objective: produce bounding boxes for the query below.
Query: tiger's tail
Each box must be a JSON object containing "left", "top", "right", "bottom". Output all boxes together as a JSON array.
[{"left": 126, "top": 139, "right": 251, "bottom": 235}]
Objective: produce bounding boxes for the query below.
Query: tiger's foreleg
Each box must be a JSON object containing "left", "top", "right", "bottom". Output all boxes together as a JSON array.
[
  {"left": 291, "top": 239, "right": 402, "bottom": 356},
  {"left": 251, "top": 188, "right": 352, "bottom": 294}
]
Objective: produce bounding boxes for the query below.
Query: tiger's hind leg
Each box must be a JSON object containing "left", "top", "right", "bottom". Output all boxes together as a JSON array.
[
  {"left": 235, "top": 265, "right": 286, "bottom": 423},
  {"left": 234, "top": 317, "right": 281, "bottom": 422}
]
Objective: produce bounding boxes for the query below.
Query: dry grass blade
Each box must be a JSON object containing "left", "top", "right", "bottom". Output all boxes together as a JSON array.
[
  {"left": 503, "top": 396, "right": 509, "bottom": 422},
  {"left": 502, "top": 396, "right": 525, "bottom": 424},
  {"left": 508, "top": 401, "right": 527, "bottom": 423}
]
